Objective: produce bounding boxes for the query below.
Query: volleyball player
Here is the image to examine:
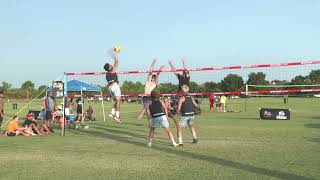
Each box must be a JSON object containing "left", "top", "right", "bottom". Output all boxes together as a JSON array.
[{"left": 104, "top": 52, "right": 122, "bottom": 123}]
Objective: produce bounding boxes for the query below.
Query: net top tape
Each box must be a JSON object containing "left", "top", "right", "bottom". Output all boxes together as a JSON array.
[
  {"left": 101, "top": 88, "right": 320, "bottom": 97},
  {"left": 66, "top": 60, "right": 320, "bottom": 76}
]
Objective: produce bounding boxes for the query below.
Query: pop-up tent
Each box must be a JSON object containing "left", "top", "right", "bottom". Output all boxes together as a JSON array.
[
  {"left": 48, "top": 79, "right": 101, "bottom": 92},
  {"left": 48, "top": 79, "right": 106, "bottom": 123},
  {"left": 65, "top": 79, "right": 101, "bottom": 92}
]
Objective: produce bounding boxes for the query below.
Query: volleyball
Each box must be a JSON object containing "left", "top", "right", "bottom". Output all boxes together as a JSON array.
[{"left": 114, "top": 45, "right": 121, "bottom": 53}]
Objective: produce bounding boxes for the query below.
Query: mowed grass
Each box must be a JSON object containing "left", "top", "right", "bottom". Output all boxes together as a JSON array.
[{"left": 0, "top": 97, "right": 319, "bottom": 180}]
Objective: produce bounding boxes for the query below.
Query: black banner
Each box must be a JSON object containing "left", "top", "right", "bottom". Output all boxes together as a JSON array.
[{"left": 260, "top": 108, "right": 290, "bottom": 120}]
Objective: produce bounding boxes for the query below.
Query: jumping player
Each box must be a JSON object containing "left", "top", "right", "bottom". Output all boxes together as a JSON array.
[
  {"left": 144, "top": 91, "right": 178, "bottom": 147},
  {"left": 168, "top": 58, "right": 190, "bottom": 91},
  {"left": 104, "top": 51, "right": 122, "bottom": 123},
  {"left": 176, "top": 85, "right": 199, "bottom": 145},
  {"left": 138, "top": 59, "right": 164, "bottom": 121}
]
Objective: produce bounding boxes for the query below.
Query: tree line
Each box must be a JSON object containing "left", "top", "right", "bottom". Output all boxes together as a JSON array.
[{"left": 1, "top": 69, "right": 320, "bottom": 98}]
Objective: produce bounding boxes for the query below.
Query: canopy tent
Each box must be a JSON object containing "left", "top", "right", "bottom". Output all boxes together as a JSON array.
[
  {"left": 48, "top": 79, "right": 101, "bottom": 92},
  {"left": 48, "top": 80, "right": 106, "bottom": 134}
]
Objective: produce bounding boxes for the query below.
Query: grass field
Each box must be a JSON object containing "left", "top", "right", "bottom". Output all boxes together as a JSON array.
[{"left": 0, "top": 97, "right": 319, "bottom": 180}]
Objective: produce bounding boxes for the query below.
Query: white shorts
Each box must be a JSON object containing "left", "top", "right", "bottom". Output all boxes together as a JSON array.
[
  {"left": 108, "top": 84, "right": 121, "bottom": 99},
  {"left": 179, "top": 116, "right": 195, "bottom": 127},
  {"left": 151, "top": 115, "right": 169, "bottom": 128}
]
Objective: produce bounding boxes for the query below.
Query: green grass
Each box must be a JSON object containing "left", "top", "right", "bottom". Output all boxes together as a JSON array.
[{"left": 0, "top": 97, "right": 319, "bottom": 180}]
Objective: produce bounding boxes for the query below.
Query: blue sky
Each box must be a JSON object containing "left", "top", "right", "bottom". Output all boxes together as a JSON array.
[{"left": 1, "top": 0, "right": 319, "bottom": 87}]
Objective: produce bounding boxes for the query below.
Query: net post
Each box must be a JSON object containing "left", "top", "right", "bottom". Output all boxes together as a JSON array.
[
  {"left": 81, "top": 86, "right": 84, "bottom": 124},
  {"left": 245, "top": 84, "right": 248, "bottom": 112},
  {"left": 62, "top": 72, "right": 68, "bottom": 137},
  {"left": 100, "top": 91, "right": 106, "bottom": 122}
]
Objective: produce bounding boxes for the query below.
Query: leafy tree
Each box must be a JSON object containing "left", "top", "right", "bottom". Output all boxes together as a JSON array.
[
  {"left": 308, "top": 69, "right": 320, "bottom": 83},
  {"left": 121, "top": 81, "right": 144, "bottom": 94},
  {"left": 220, "top": 74, "right": 244, "bottom": 92},
  {"left": 158, "top": 83, "right": 177, "bottom": 94},
  {"left": 203, "top": 81, "right": 220, "bottom": 92},
  {"left": 246, "top": 72, "right": 269, "bottom": 90},
  {"left": 189, "top": 81, "right": 200, "bottom": 92},
  {"left": 97, "top": 85, "right": 108, "bottom": 94},
  {"left": 37, "top": 85, "right": 48, "bottom": 98},
  {"left": 290, "top": 75, "right": 308, "bottom": 85},
  {"left": 21, "top": 80, "right": 36, "bottom": 98},
  {"left": 0, "top": 81, "right": 12, "bottom": 92}
]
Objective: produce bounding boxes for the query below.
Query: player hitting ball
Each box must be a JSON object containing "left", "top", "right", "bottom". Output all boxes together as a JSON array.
[
  {"left": 104, "top": 45, "right": 122, "bottom": 123},
  {"left": 176, "top": 85, "right": 199, "bottom": 145},
  {"left": 144, "top": 90, "right": 178, "bottom": 147}
]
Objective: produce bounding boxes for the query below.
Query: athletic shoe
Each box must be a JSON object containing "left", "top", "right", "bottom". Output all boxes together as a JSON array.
[
  {"left": 113, "top": 116, "right": 122, "bottom": 123},
  {"left": 147, "top": 142, "right": 152, "bottom": 147},
  {"left": 178, "top": 142, "right": 184, "bottom": 146},
  {"left": 173, "top": 142, "right": 178, "bottom": 147},
  {"left": 108, "top": 114, "right": 115, "bottom": 118},
  {"left": 192, "top": 139, "right": 198, "bottom": 144}
]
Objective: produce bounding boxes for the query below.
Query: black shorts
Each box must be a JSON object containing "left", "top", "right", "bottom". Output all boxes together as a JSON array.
[
  {"left": 142, "top": 96, "right": 152, "bottom": 108},
  {"left": 45, "top": 111, "right": 52, "bottom": 121},
  {"left": 77, "top": 107, "right": 82, "bottom": 114},
  {"left": 7, "top": 132, "right": 16, "bottom": 136},
  {"left": 22, "top": 120, "right": 33, "bottom": 127}
]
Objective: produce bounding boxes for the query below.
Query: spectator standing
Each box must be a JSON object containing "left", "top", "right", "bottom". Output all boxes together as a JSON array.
[
  {"left": 42, "top": 92, "right": 56, "bottom": 132},
  {"left": 209, "top": 94, "right": 214, "bottom": 112},
  {"left": 0, "top": 93, "right": 4, "bottom": 130}
]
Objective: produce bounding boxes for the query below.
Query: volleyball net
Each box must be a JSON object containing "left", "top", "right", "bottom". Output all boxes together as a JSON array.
[{"left": 65, "top": 60, "right": 320, "bottom": 97}]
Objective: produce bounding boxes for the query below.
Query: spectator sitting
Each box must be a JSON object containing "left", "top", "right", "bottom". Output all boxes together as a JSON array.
[
  {"left": 6, "top": 115, "right": 36, "bottom": 136},
  {"left": 23, "top": 113, "right": 44, "bottom": 135},
  {"left": 53, "top": 105, "right": 63, "bottom": 126},
  {"left": 85, "top": 106, "right": 95, "bottom": 121}
]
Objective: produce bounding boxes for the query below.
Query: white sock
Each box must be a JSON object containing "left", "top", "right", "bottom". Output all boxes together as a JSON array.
[
  {"left": 179, "top": 136, "right": 183, "bottom": 143},
  {"left": 111, "top": 108, "right": 116, "bottom": 115},
  {"left": 116, "top": 111, "right": 120, "bottom": 118},
  {"left": 192, "top": 132, "right": 197, "bottom": 139},
  {"left": 149, "top": 138, "right": 153, "bottom": 143},
  {"left": 171, "top": 138, "right": 177, "bottom": 145}
]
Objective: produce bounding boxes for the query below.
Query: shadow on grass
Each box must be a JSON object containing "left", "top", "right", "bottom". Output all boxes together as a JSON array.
[
  {"left": 308, "top": 117, "right": 320, "bottom": 120},
  {"left": 93, "top": 123, "right": 148, "bottom": 133},
  {"left": 69, "top": 125, "right": 315, "bottom": 180},
  {"left": 305, "top": 137, "right": 320, "bottom": 143},
  {"left": 223, "top": 117, "right": 259, "bottom": 120},
  {"left": 304, "top": 123, "right": 320, "bottom": 129}
]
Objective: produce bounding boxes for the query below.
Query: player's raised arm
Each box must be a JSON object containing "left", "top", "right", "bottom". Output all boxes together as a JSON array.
[
  {"left": 155, "top": 65, "right": 164, "bottom": 85},
  {"left": 147, "top": 59, "right": 157, "bottom": 81},
  {"left": 111, "top": 54, "right": 119, "bottom": 73},
  {"left": 169, "top": 60, "right": 179, "bottom": 77},
  {"left": 182, "top": 57, "right": 190, "bottom": 78}
]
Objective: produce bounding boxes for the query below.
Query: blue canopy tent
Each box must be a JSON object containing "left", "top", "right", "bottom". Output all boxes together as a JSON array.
[
  {"left": 65, "top": 79, "right": 101, "bottom": 92},
  {"left": 48, "top": 79, "right": 101, "bottom": 93},
  {"left": 48, "top": 79, "right": 106, "bottom": 125}
]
